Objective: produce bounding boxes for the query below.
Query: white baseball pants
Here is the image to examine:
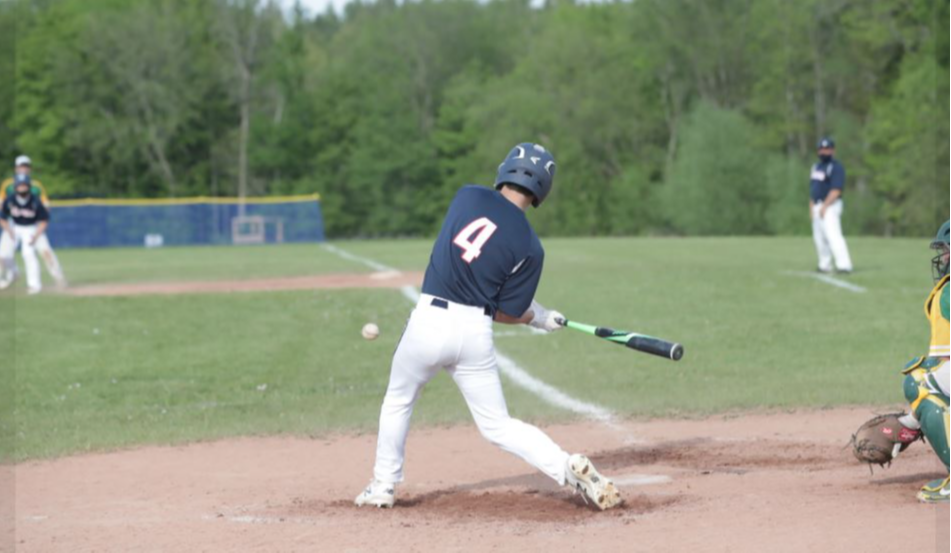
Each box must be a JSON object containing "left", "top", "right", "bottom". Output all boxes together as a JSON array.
[
  {"left": 373, "top": 294, "right": 570, "bottom": 485},
  {"left": 0, "top": 224, "right": 43, "bottom": 292},
  {"left": 933, "top": 361, "right": 949, "bottom": 397},
  {"left": 812, "top": 200, "right": 853, "bottom": 272},
  {"left": 35, "top": 234, "right": 65, "bottom": 285}
]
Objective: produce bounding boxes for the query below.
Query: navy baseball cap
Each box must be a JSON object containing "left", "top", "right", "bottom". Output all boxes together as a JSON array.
[{"left": 817, "top": 137, "right": 835, "bottom": 149}]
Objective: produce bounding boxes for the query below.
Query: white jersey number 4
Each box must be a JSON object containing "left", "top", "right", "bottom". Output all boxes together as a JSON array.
[{"left": 453, "top": 217, "right": 498, "bottom": 263}]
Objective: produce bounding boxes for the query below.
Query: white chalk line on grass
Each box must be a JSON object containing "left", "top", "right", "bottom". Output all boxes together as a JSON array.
[
  {"left": 785, "top": 271, "right": 867, "bottom": 293},
  {"left": 321, "top": 243, "right": 398, "bottom": 274},
  {"left": 321, "top": 244, "right": 618, "bottom": 424}
]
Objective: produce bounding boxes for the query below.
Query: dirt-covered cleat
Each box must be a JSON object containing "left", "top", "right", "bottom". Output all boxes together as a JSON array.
[
  {"left": 566, "top": 454, "right": 622, "bottom": 511},
  {"left": 354, "top": 480, "right": 396, "bottom": 508},
  {"left": 916, "top": 476, "right": 949, "bottom": 504}
]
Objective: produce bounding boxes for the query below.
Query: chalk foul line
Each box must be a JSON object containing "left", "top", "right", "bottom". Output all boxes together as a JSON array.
[
  {"left": 321, "top": 244, "right": 398, "bottom": 274},
  {"left": 785, "top": 271, "right": 867, "bottom": 293}
]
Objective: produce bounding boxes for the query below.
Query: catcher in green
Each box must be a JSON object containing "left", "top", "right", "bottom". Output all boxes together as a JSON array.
[{"left": 852, "top": 220, "right": 950, "bottom": 503}]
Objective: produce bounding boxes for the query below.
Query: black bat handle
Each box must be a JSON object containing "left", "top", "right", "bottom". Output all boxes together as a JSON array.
[{"left": 626, "top": 336, "right": 685, "bottom": 361}]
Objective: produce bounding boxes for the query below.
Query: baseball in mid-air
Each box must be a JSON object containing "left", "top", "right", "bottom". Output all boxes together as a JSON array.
[{"left": 361, "top": 323, "right": 380, "bottom": 340}]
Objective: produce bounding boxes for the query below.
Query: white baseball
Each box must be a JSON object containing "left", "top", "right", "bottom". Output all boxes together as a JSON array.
[{"left": 361, "top": 323, "right": 380, "bottom": 341}]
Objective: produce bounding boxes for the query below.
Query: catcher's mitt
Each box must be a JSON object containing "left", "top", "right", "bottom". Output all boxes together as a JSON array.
[{"left": 850, "top": 413, "right": 923, "bottom": 469}]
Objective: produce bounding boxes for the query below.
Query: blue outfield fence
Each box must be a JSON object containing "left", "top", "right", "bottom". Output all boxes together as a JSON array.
[{"left": 47, "top": 195, "right": 325, "bottom": 248}]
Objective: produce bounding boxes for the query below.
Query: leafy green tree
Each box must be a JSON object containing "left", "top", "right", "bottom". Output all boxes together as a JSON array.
[
  {"left": 0, "top": 4, "right": 16, "bottom": 168},
  {"left": 662, "top": 103, "right": 771, "bottom": 235},
  {"left": 4, "top": 0, "right": 946, "bottom": 238},
  {"left": 866, "top": 51, "right": 949, "bottom": 236}
]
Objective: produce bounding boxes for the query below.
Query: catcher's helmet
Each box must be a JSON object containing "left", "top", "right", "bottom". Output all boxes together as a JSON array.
[
  {"left": 931, "top": 220, "right": 950, "bottom": 282},
  {"left": 494, "top": 143, "right": 556, "bottom": 208}
]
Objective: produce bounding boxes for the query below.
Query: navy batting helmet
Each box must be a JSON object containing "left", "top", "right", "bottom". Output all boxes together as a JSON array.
[
  {"left": 494, "top": 143, "right": 556, "bottom": 208},
  {"left": 817, "top": 137, "right": 835, "bottom": 149}
]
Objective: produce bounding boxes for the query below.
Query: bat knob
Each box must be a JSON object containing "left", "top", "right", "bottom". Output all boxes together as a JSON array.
[
  {"left": 554, "top": 317, "right": 567, "bottom": 327},
  {"left": 670, "top": 344, "right": 685, "bottom": 361}
]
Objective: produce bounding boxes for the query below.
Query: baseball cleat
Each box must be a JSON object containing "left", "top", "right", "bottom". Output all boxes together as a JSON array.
[
  {"left": 566, "top": 454, "right": 622, "bottom": 511},
  {"left": 354, "top": 480, "right": 396, "bottom": 508},
  {"left": 916, "top": 476, "right": 949, "bottom": 503},
  {"left": 0, "top": 276, "right": 14, "bottom": 290},
  {"left": 27, "top": 287, "right": 41, "bottom": 296}
]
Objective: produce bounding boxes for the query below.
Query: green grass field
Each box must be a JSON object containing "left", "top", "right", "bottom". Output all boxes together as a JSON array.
[{"left": 4, "top": 237, "right": 936, "bottom": 460}]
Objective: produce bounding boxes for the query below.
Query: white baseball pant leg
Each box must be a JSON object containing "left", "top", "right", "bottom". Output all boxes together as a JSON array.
[
  {"left": 934, "top": 361, "right": 950, "bottom": 397},
  {"left": 811, "top": 203, "right": 834, "bottom": 272},
  {"left": 0, "top": 229, "right": 16, "bottom": 282},
  {"left": 32, "top": 233, "right": 66, "bottom": 285},
  {"left": 14, "top": 224, "right": 42, "bottom": 292},
  {"left": 373, "top": 294, "right": 569, "bottom": 485},
  {"left": 812, "top": 200, "right": 853, "bottom": 272}
]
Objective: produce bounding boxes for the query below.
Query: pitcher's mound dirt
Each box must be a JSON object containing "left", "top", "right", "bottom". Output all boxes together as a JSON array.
[{"left": 14, "top": 408, "right": 950, "bottom": 553}]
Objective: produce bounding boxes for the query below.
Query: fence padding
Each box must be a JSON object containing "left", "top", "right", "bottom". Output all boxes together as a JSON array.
[{"left": 47, "top": 195, "right": 325, "bottom": 248}]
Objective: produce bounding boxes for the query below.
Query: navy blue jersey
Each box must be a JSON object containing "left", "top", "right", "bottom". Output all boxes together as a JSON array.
[
  {"left": 422, "top": 185, "right": 544, "bottom": 318},
  {"left": 0, "top": 193, "right": 49, "bottom": 226},
  {"left": 809, "top": 159, "right": 845, "bottom": 203}
]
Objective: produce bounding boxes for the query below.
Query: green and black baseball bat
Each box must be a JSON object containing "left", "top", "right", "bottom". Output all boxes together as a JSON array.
[{"left": 555, "top": 317, "right": 684, "bottom": 361}]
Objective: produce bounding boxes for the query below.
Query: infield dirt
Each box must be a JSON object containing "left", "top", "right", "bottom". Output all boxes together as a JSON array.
[
  {"left": 62, "top": 271, "right": 425, "bottom": 297},
  {"left": 14, "top": 408, "right": 950, "bottom": 552}
]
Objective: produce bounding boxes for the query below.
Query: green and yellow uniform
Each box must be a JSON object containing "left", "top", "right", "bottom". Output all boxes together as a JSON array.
[
  {"left": 901, "top": 223, "right": 950, "bottom": 503},
  {"left": 925, "top": 276, "right": 950, "bottom": 358},
  {"left": 0, "top": 177, "right": 49, "bottom": 205}
]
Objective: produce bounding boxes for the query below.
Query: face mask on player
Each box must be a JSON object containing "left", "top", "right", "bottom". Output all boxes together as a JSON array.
[{"left": 932, "top": 245, "right": 949, "bottom": 283}]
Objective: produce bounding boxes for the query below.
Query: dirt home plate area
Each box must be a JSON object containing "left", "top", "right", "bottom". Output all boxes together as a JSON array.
[{"left": 13, "top": 410, "right": 949, "bottom": 553}]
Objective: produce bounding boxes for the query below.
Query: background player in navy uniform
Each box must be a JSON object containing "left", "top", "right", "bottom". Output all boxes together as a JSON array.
[
  {"left": 809, "top": 138, "right": 853, "bottom": 274},
  {"left": 0, "top": 175, "right": 52, "bottom": 294},
  {"left": 0, "top": 155, "right": 67, "bottom": 288},
  {"left": 355, "top": 143, "right": 622, "bottom": 511}
]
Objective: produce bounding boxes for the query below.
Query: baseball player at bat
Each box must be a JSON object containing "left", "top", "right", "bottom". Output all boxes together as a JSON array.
[{"left": 355, "top": 143, "right": 622, "bottom": 510}]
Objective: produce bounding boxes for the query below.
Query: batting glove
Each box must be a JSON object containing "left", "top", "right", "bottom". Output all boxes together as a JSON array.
[{"left": 528, "top": 300, "right": 564, "bottom": 333}]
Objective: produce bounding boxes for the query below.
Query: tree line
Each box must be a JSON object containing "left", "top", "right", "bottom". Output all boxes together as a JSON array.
[{"left": 0, "top": 0, "right": 946, "bottom": 238}]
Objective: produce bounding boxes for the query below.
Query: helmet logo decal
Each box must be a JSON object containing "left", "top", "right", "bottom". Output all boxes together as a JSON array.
[{"left": 495, "top": 143, "right": 554, "bottom": 207}]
